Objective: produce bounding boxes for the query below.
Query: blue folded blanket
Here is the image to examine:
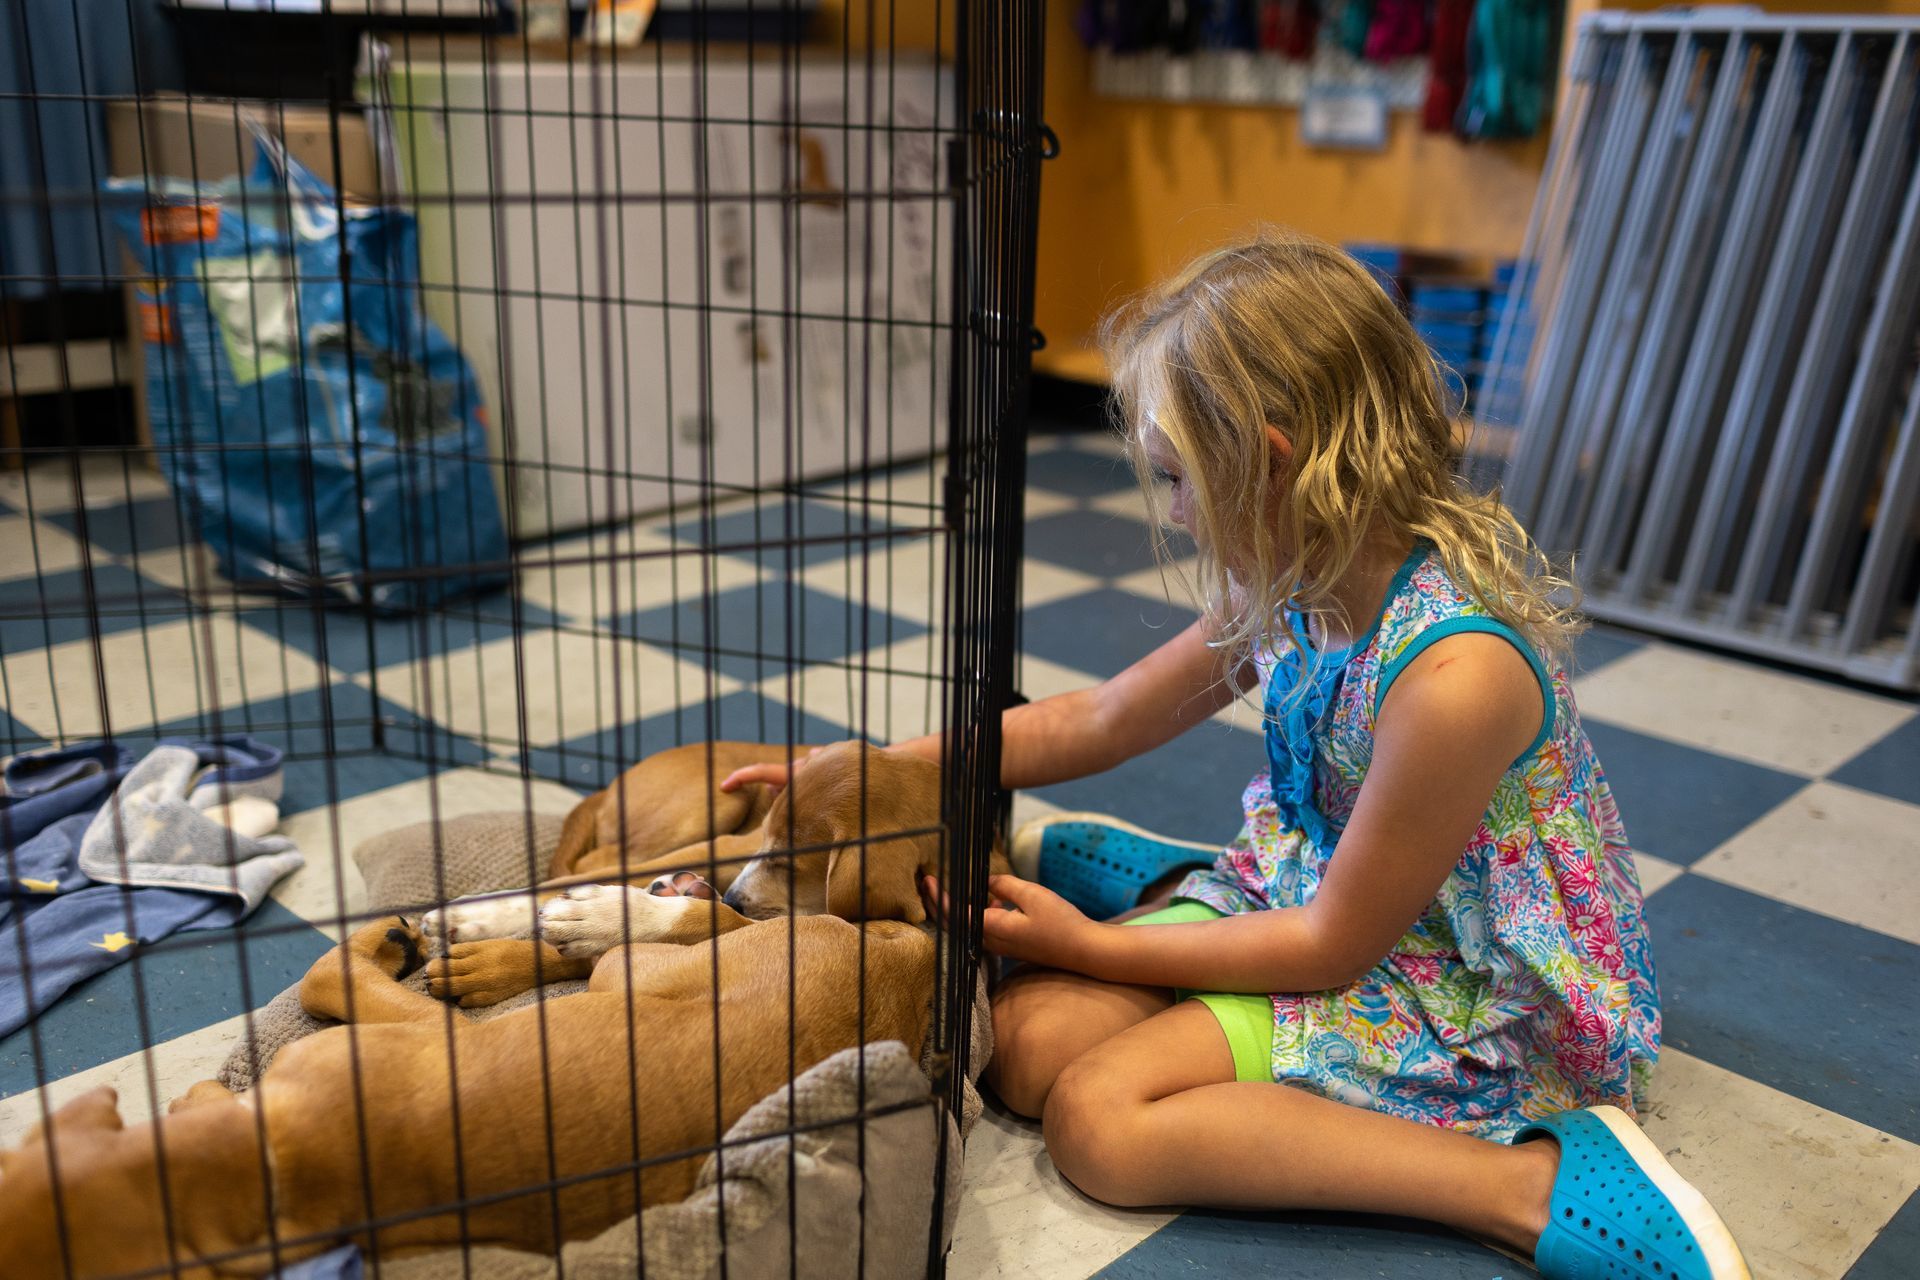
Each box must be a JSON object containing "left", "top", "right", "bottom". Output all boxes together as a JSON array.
[{"left": 0, "top": 737, "right": 304, "bottom": 1038}]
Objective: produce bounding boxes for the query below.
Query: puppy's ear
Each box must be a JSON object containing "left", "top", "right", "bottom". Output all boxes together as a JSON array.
[{"left": 825, "top": 836, "right": 928, "bottom": 925}]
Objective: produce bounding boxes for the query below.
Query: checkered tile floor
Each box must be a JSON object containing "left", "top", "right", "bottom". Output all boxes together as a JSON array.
[{"left": 3, "top": 434, "right": 1918, "bottom": 1279}]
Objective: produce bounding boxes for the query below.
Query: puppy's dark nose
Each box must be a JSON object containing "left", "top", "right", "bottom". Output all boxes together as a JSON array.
[{"left": 720, "top": 886, "right": 745, "bottom": 912}]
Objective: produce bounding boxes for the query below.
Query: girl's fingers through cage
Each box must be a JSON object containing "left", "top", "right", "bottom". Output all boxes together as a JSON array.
[
  {"left": 922, "top": 873, "right": 953, "bottom": 927},
  {"left": 718, "top": 757, "right": 804, "bottom": 794}
]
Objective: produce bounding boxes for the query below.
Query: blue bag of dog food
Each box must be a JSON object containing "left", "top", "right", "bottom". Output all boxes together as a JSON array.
[{"left": 108, "top": 134, "right": 506, "bottom": 611}]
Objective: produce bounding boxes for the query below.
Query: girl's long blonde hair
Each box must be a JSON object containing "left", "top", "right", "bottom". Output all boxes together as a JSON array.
[{"left": 1104, "top": 229, "right": 1581, "bottom": 673}]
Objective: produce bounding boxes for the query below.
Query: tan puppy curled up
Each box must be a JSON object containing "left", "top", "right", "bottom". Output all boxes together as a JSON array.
[{"left": 416, "top": 740, "right": 822, "bottom": 1007}]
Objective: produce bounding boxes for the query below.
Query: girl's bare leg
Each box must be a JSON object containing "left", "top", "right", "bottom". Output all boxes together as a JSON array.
[
  {"left": 1043, "top": 1000, "right": 1558, "bottom": 1257},
  {"left": 985, "top": 966, "right": 1172, "bottom": 1117}
]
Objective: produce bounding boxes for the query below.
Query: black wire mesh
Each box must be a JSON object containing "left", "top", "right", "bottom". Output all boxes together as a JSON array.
[{"left": 0, "top": 1, "right": 1044, "bottom": 1275}]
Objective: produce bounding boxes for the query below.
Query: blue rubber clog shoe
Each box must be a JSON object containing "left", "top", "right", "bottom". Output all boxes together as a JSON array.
[
  {"left": 1517, "top": 1106, "right": 1750, "bottom": 1280},
  {"left": 1013, "top": 813, "right": 1217, "bottom": 920}
]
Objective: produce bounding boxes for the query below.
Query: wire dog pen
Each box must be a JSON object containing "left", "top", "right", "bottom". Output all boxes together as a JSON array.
[{"left": 1, "top": 0, "right": 1044, "bottom": 1275}]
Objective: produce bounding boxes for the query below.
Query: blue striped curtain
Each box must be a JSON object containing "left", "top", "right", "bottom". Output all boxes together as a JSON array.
[{"left": 1, "top": 0, "right": 183, "bottom": 297}]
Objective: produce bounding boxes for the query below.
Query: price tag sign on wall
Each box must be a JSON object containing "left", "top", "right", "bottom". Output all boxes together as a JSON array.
[{"left": 1300, "top": 85, "right": 1390, "bottom": 151}]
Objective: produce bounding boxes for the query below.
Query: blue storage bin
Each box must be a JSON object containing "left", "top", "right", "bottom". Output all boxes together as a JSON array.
[
  {"left": 1415, "top": 318, "right": 1482, "bottom": 350},
  {"left": 107, "top": 137, "right": 509, "bottom": 611},
  {"left": 1346, "top": 243, "right": 1406, "bottom": 300},
  {"left": 1346, "top": 242, "right": 1407, "bottom": 272},
  {"left": 1409, "top": 283, "right": 1488, "bottom": 314}
]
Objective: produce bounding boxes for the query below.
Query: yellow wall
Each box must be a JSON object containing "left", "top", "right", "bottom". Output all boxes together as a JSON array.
[
  {"left": 809, "top": 0, "right": 1920, "bottom": 381},
  {"left": 809, "top": 0, "right": 948, "bottom": 52},
  {"left": 1033, "top": 3, "right": 1550, "bottom": 380},
  {"left": 1031, "top": 0, "right": 1920, "bottom": 380},
  {"left": 811, "top": 0, "right": 1551, "bottom": 379}
]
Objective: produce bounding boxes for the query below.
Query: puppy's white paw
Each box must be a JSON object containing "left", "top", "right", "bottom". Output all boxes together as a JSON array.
[
  {"left": 540, "top": 884, "right": 683, "bottom": 959},
  {"left": 420, "top": 894, "right": 540, "bottom": 947}
]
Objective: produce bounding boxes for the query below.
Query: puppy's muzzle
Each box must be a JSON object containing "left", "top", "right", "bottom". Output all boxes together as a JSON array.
[
  {"left": 720, "top": 860, "right": 790, "bottom": 921},
  {"left": 719, "top": 886, "right": 783, "bottom": 921}
]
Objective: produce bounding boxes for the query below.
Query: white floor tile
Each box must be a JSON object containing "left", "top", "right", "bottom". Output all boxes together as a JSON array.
[
  {"left": 1021, "top": 561, "right": 1103, "bottom": 613},
  {"left": 518, "top": 527, "right": 761, "bottom": 622},
  {"left": 0, "top": 458, "right": 171, "bottom": 516},
  {"left": 0, "top": 616, "right": 331, "bottom": 740},
  {"left": 0, "top": 516, "right": 89, "bottom": 583},
  {"left": 1209, "top": 694, "right": 1266, "bottom": 735},
  {"left": 764, "top": 637, "right": 955, "bottom": 745},
  {"left": 948, "top": 1103, "right": 1176, "bottom": 1279},
  {"left": 1572, "top": 645, "right": 1914, "bottom": 776},
  {"left": 1691, "top": 781, "right": 1920, "bottom": 945},
  {"left": 1088, "top": 487, "right": 1155, "bottom": 522},
  {"left": 359, "top": 629, "right": 739, "bottom": 753},
  {"left": 1014, "top": 652, "right": 1101, "bottom": 703},
  {"left": 802, "top": 535, "right": 948, "bottom": 626},
  {"left": 1058, "top": 432, "right": 1127, "bottom": 459},
  {"left": 821, "top": 458, "right": 944, "bottom": 502},
  {"left": 273, "top": 767, "right": 585, "bottom": 939},
  {"left": 115, "top": 542, "right": 232, "bottom": 597},
  {"left": 1640, "top": 1047, "right": 1920, "bottom": 1280},
  {"left": 1036, "top": 429, "right": 1121, "bottom": 460},
  {"left": 0, "top": 1011, "right": 250, "bottom": 1148},
  {"left": 1022, "top": 489, "right": 1082, "bottom": 520},
  {"left": 1633, "top": 852, "right": 1687, "bottom": 899},
  {"left": 1111, "top": 558, "right": 1201, "bottom": 610}
]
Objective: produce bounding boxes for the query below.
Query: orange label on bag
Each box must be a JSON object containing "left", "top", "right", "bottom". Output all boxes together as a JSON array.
[
  {"left": 141, "top": 203, "right": 220, "bottom": 245},
  {"left": 140, "top": 299, "right": 175, "bottom": 345}
]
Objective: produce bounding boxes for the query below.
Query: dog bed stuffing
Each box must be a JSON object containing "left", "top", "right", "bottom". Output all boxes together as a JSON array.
[{"left": 217, "top": 810, "right": 991, "bottom": 1278}]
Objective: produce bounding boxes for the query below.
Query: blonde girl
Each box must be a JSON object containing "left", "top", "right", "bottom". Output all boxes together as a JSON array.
[{"left": 729, "top": 231, "right": 1747, "bottom": 1279}]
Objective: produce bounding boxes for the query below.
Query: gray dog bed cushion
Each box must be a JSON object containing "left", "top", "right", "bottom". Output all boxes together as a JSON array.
[{"left": 218, "top": 810, "right": 991, "bottom": 1278}]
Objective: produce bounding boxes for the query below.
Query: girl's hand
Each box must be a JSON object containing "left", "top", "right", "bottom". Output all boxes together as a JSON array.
[
  {"left": 719, "top": 751, "right": 814, "bottom": 794},
  {"left": 922, "top": 872, "right": 1107, "bottom": 973}
]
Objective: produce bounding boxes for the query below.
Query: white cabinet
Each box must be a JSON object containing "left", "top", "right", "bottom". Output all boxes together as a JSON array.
[{"left": 378, "top": 47, "right": 951, "bottom": 539}]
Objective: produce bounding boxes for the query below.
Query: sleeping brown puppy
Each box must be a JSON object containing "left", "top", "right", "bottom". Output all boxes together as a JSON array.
[
  {"left": 0, "top": 742, "right": 963, "bottom": 1279},
  {"left": 415, "top": 738, "right": 954, "bottom": 1007},
  {"left": 550, "top": 740, "right": 801, "bottom": 881}
]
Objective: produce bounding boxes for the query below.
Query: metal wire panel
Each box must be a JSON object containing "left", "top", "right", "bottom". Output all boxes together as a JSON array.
[
  {"left": 927, "top": 0, "right": 1048, "bottom": 1265},
  {"left": 1489, "top": 12, "right": 1920, "bottom": 691},
  {"left": 0, "top": 2, "right": 1044, "bottom": 1276}
]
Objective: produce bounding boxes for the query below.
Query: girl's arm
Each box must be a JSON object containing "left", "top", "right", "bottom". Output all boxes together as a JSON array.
[
  {"left": 983, "top": 632, "right": 1544, "bottom": 993},
  {"left": 725, "top": 614, "right": 1254, "bottom": 792},
  {"left": 933, "top": 614, "right": 1254, "bottom": 788}
]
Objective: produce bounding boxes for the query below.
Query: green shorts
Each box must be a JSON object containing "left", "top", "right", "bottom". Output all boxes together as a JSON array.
[{"left": 1123, "top": 901, "right": 1272, "bottom": 1083}]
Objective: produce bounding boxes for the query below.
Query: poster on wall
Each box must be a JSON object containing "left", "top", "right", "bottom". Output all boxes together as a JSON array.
[{"left": 1299, "top": 84, "right": 1390, "bottom": 150}]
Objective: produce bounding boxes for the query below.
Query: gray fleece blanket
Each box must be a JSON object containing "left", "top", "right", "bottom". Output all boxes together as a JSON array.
[{"left": 80, "top": 741, "right": 301, "bottom": 908}]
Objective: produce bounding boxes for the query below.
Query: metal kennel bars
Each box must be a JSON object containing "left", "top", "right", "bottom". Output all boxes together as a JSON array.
[
  {"left": 0, "top": 0, "right": 1045, "bottom": 1275},
  {"left": 1482, "top": 10, "right": 1920, "bottom": 691}
]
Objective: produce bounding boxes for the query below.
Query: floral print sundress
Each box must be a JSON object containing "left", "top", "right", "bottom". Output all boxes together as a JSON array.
[{"left": 1174, "top": 541, "right": 1660, "bottom": 1140}]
